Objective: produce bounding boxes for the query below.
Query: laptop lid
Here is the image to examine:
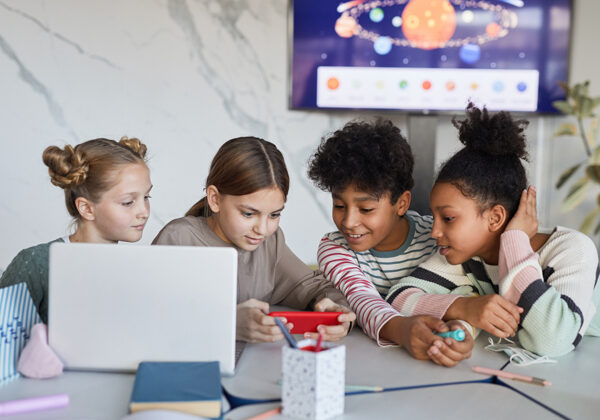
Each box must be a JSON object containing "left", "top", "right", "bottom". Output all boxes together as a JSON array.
[{"left": 48, "top": 243, "right": 237, "bottom": 375}]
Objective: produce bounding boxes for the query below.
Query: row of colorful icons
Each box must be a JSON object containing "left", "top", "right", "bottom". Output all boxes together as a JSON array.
[{"left": 326, "top": 77, "right": 528, "bottom": 92}]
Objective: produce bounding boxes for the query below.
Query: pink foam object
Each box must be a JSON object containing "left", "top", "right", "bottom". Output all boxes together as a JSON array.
[{"left": 17, "top": 323, "right": 63, "bottom": 379}]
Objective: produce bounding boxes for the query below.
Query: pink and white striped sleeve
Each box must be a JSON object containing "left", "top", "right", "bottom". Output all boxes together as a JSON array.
[{"left": 317, "top": 236, "right": 402, "bottom": 346}]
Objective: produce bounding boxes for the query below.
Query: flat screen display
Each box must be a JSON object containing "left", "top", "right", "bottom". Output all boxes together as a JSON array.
[{"left": 290, "top": 0, "right": 571, "bottom": 113}]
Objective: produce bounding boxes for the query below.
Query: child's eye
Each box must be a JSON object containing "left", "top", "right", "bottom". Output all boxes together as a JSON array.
[
  {"left": 122, "top": 201, "right": 134, "bottom": 207},
  {"left": 360, "top": 208, "right": 374, "bottom": 213},
  {"left": 333, "top": 204, "right": 344, "bottom": 209},
  {"left": 241, "top": 211, "right": 253, "bottom": 218},
  {"left": 443, "top": 216, "right": 454, "bottom": 222},
  {"left": 144, "top": 195, "right": 152, "bottom": 200},
  {"left": 270, "top": 212, "right": 281, "bottom": 219}
]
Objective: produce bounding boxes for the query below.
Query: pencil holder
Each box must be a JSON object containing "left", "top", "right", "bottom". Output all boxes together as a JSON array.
[{"left": 281, "top": 339, "right": 345, "bottom": 420}]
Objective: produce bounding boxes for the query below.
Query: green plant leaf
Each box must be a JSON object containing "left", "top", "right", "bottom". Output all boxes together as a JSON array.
[
  {"left": 592, "top": 145, "right": 600, "bottom": 164},
  {"left": 595, "top": 217, "right": 600, "bottom": 235},
  {"left": 553, "top": 122, "right": 577, "bottom": 137},
  {"left": 553, "top": 100, "right": 573, "bottom": 115},
  {"left": 586, "top": 165, "right": 600, "bottom": 183},
  {"left": 589, "top": 118, "right": 599, "bottom": 150},
  {"left": 580, "top": 207, "right": 600, "bottom": 234},
  {"left": 581, "top": 97, "right": 595, "bottom": 118},
  {"left": 560, "top": 176, "right": 590, "bottom": 212},
  {"left": 556, "top": 162, "right": 583, "bottom": 189}
]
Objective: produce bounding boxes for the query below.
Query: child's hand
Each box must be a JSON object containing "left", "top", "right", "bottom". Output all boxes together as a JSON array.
[
  {"left": 427, "top": 321, "right": 474, "bottom": 367},
  {"left": 306, "top": 297, "right": 356, "bottom": 341},
  {"left": 236, "top": 298, "right": 292, "bottom": 343},
  {"left": 448, "top": 295, "right": 522, "bottom": 338},
  {"left": 505, "top": 185, "right": 538, "bottom": 238},
  {"left": 381, "top": 315, "right": 447, "bottom": 360}
]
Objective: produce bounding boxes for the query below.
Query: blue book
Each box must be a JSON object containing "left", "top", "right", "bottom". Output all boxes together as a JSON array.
[{"left": 129, "top": 361, "right": 222, "bottom": 418}]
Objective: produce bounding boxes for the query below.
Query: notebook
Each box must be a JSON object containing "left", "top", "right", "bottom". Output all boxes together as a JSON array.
[
  {"left": 130, "top": 361, "right": 221, "bottom": 418},
  {"left": 47, "top": 243, "right": 237, "bottom": 375}
]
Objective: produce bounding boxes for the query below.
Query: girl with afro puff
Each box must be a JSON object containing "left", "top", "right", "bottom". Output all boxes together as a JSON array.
[{"left": 386, "top": 104, "right": 600, "bottom": 357}]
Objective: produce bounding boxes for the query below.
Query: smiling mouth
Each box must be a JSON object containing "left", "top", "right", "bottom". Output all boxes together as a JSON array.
[{"left": 345, "top": 233, "right": 366, "bottom": 239}]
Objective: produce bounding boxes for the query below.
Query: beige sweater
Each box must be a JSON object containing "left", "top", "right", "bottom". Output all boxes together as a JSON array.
[{"left": 152, "top": 216, "right": 348, "bottom": 310}]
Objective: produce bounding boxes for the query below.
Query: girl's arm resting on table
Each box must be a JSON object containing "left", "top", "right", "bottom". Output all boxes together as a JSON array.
[{"left": 499, "top": 229, "right": 599, "bottom": 356}]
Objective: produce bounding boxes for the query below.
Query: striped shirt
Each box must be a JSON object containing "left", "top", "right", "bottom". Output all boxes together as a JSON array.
[
  {"left": 317, "top": 211, "right": 437, "bottom": 346},
  {"left": 386, "top": 227, "right": 600, "bottom": 356}
]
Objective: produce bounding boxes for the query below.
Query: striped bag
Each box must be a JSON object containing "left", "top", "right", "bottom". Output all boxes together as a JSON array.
[{"left": 0, "top": 282, "right": 41, "bottom": 383}]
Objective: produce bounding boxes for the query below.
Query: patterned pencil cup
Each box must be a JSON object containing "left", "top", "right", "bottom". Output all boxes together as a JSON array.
[{"left": 282, "top": 339, "right": 345, "bottom": 420}]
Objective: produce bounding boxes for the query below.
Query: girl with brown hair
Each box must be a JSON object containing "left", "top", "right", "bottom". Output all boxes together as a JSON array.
[
  {"left": 0, "top": 137, "right": 152, "bottom": 323},
  {"left": 153, "top": 136, "right": 355, "bottom": 343}
]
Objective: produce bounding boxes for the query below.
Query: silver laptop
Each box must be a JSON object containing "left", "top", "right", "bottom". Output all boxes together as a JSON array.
[{"left": 48, "top": 243, "right": 237, "bottom": 375}]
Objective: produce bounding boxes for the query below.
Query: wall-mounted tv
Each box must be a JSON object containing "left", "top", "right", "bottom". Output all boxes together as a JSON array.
[{"left": 290, "top": 0, "right": 572, "bottom": 113}]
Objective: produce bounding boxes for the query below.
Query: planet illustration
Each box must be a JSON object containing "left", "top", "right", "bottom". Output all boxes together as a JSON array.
[
  {"left": 374, "top": 36, "right": 393, "bottom": 55},
  {"left": 401, "top": 0, "right": 456, "bottom": 50},
  {"left": 335, "top": 15, "right": 358, "bottom": 38},
  {"left": 459, "top": 43, "right": 481, "bottom": 63},
  {"left": 333, "top": 0, "right": 518, "bottom": 51}
]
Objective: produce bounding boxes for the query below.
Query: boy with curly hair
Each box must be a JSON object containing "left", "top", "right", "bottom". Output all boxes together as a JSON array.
[{"left": 308, "top": 119, "right": 473, "bottom": 366}]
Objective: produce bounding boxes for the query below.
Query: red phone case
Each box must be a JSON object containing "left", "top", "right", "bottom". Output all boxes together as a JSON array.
[{"left": 268, "top": 311, "right": 343, "bottom": 334}]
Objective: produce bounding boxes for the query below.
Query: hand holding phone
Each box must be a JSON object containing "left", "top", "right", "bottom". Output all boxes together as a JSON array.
[{"left": 268, "top": 311, "right": 343, "bottom": 334}]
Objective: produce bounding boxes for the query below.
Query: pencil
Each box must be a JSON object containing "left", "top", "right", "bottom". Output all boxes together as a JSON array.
[
  {"left": 246, "top": 406, "right": 282, "bottom": 420},
  {"left": 472, "top": 366, "right": 551, "bottom": 386},
  {"left": 315, "top": 333, "right": 323, "bottom": 352},
  {"left": 274, "top": 318, "right": 298, "bottom": 349}
]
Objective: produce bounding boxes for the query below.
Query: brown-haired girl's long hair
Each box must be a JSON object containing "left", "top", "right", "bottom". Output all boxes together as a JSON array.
[
  {"left": 42, "top": 137, "right": 148, "bottom": 220},
  {"left": 186, "top": 137, "right": 289, "bottom": 217}
]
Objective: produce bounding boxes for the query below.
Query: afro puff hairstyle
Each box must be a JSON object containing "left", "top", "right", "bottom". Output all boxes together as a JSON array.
[
  {"left": 308, "top": 119, "right": 414, "bottom": 203},
  {"left": 436, "top": 103, "right": 529, "bottom": 217}
]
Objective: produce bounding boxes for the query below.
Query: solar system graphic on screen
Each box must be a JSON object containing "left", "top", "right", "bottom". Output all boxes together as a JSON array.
[{"left": 291, "top": 0, "right": 571, "bottom": 113}]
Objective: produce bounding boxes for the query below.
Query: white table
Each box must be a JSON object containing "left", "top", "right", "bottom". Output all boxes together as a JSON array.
[
  {"left": 0, "top": 371, "right": 134, "bottom": 420},
  {"left": 501, "top": 335, "right": 600, "bottom": 419},
  {"left": 224, "top": 383, "right": 561, "bottom": 419},
  {"left": 222, "top": 328, "right": 509, "bottom": 402}
]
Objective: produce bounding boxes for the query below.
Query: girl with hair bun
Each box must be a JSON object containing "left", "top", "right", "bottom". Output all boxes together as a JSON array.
[
  {"left": 153, "top": 136, "right": 355, "bottom": 343},
  {"left": 0, "top": 137, "right": 152, "bottom": 323},
  {"left": 386, "top": 104, "right": 600, "bottom": 357}
]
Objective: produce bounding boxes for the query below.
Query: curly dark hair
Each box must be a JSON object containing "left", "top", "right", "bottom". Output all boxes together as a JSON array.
[
  {"left": 436, "top": 103, "right": 530, "bottom": 217},
  {"left": 307, "top": 118, "right": 414, "bottom": 203}
]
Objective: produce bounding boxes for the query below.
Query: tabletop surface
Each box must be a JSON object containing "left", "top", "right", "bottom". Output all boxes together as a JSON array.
[
  {"left": 2, "top": 331, "right": 599, "bottom": 419},
  {"left": 224, "top": 382, "right": 562, "bottom": 420},
  {"left": 222, "top": 328, "right": 509, "bottom": 401},
  {"left": 500, "top": 335, "right": 600, "bottom": 419}
]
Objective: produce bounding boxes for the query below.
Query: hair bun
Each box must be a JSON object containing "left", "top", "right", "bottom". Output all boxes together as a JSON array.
[
  {"left": 42, "top": 145, "right": 89, "bottom": 189},
  {"left": 453, "top": 103, "right": 529, "bottom": 160},
  {"left": 118, "top": 136, "right": 147, "bottom": 159}
]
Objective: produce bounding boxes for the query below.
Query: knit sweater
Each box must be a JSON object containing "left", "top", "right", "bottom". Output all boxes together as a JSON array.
[
  {"left": 0, "top": 238, "right": 65, "bottom": 323},
  {"left": 386, "top": 227, "right": 600, "bottom": 356},
  {"left": 317, "top": 211, "right": 437, "bottom": 346}
]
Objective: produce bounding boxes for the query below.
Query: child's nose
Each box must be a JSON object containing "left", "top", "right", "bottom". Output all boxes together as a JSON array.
[{"left": 342, "top": 210, "right": 359, "bottom": 228}]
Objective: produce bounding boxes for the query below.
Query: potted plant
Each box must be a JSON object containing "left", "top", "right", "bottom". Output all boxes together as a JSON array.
[{"left": 552, "top": 81, "right": 600, "bottom": 235}]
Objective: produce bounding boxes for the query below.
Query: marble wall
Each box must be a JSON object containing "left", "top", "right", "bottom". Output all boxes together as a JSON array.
[{"left": 1, "top": 0, "right": 598, "bottom": 269}]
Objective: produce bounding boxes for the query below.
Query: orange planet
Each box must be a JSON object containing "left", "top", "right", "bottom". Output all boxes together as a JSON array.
[
  {"left": 486, "top": 22, "right": 501, "bottom": 37},
  {"left": 335, "top": 15, "right": 358, "bottom": 38},
  {"left": 401, "top": 0, "right": 456, "bottom": 50}
]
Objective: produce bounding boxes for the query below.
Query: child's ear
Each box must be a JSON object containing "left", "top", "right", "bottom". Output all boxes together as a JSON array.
[
  {"left": 206, "top": 185, "right": 221, "bottom": 214},
  {"left": 487, "top": 204, "right": 507, "bottom": 232},
  {"left": 75, "top": 197, "right": 96, "bottom": 221},
  {"left": 394, "top": 191, "right": 412, "bottom": 216}
]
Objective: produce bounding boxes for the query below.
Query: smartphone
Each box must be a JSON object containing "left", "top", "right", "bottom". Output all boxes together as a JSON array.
[{"left": 268, "top": 311, "right": 343, "bottom": 334}]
